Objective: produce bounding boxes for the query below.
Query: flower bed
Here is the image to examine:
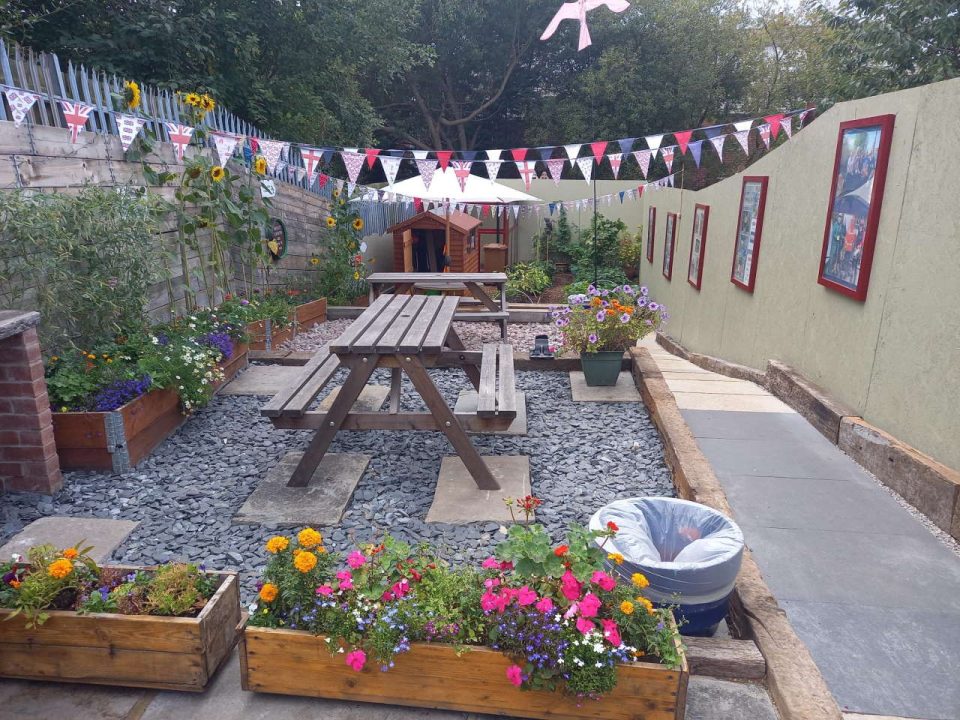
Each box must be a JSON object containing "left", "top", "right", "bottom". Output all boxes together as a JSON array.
[
  {"left": 239, "top": 500, "right": 687, "bottom": 718},
  {"left": 0, "top": 545, "right": 240, "bottom": 692}
]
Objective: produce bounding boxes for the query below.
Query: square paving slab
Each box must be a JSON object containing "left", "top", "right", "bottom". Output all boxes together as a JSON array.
[
  {"left": 664, "top": 378, "right": 769, "bottom": 395},
  {"left": 234, "top": 452, "right": 370, "bottom": 526},
  {"left": 219, "top": 365, "right": 305, "bottom": 395},
  {"left": 681, "top": 409, "right": 825, "bottom": 443},
  {"left": 569, "top": 371, "right": 641, "bottom": 402},
  {"left": 426, "top": 456, "right": 531, "bottom": 524},
  {"left": 317, "top": 384, "right": 389, "bottom": 412},
  {"left": 696, "top": 436, "right": 872, "bottom": 484},
  {"left": 0, "top": 517, "right": 138, "bottom": 563},
  {"left": 672, "top": 392, "right": 793, "bottom": 413},
  {"left": 454, "top": 390, "right": 527, "bottom": 435}
]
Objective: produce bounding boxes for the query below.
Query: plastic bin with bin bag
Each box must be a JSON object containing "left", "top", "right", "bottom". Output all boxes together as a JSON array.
[{"left": 590, "top": 497, "right": 744, "bottom": 636}]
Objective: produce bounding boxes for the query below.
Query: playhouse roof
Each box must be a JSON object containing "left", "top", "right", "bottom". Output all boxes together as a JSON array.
[{"left": 387, "top": 210, "right": 482, "bottom": 235}]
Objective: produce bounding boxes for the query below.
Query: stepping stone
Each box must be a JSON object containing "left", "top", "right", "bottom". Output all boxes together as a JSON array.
[
  {"left": 317, "top": 385, "right": 389, "bottom": 412},
  {"left": 234, "top": 452, "right": 370, "bottom": 526},
  {"left": 426, "top": 456, "right": 531, "bottom": 524},
  {"left": 219, "top": 365, "right": 304, "bottom": 395},
  {"left": 0, "top": 517, "right": 138, "bottom": 564},
  {"left": 454, "top": 390, "right": 528, "bottom": 435},
  {"left": 569, "top": 371, "right": 641, "bottom": 402}
]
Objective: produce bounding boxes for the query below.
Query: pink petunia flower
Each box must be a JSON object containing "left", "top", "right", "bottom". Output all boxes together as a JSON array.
[
  {"left": 346, "top": 551, "right": 368, "bottom": 569},
  {"left": 345, "top": 649, "right": 366, "bottom": 672},
  {"left": 517, "top": 586, "right": 538, "bottom": 606},
  {"left": 560, "top": 569, "right": 582, "bottom": 601},
  {"left": 591, "top": 570, "right": 616, "bottom": 592},
  {"left": 579, "top": 592, "right": 602, "bottom": 618},
  {"left": 535, "top": 596, "right": 554, "bottom": 614},
  {"left": 506, "top": 664, "right": 524, "bottom": 687},
  {"left": 576, "top": 617, "right": 596, "bottom": 634},
  {"left": 601, "top": 618, "right": 622, "bottom": 646},
  {"left": 391, "top": 578, "right": 410, "bottom": 598},
  {"left": 481, "top": 556, "right": 500, "bottom": 569},
  {"left": 315, "top": 584, "right": 333, "bottom": 597},
  {"left": 336, "top": 570, "right": 354, "bottom": 591}
]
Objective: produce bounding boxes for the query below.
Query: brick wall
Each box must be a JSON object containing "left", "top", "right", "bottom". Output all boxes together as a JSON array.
[{"left": 0, "top": 311, "right": 62, "bottom": 493}]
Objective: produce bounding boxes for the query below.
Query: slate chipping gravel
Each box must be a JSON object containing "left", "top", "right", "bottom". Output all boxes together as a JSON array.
[{"left": 0, "top": 369, "right": 672, "bottom": 601}]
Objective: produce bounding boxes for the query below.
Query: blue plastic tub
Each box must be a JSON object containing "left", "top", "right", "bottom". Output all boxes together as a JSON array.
[{"left": 590, "top": 497, "right": 744, "bottom": 636}]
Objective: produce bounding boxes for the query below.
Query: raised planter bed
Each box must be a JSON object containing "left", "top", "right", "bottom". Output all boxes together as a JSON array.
[
  {"left": 0, "top": 569, "right": 241, "bottom": 692},
  {"left": 52, "top": 342, "right": 248, "bottom": 472},
  {"left": 239, "top": 621, "right": 688, "bottom": 720},
  {"left": 246, "top": 318, "right": 295, "bottom": 352},
  {"left": 294, "top": 297, "right": 327, "bottom": 332}
]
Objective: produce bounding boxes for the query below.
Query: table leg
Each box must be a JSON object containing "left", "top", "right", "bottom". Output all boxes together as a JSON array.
[
  {"left": 445, "top": 326, "right": 481, "bottom": 390},
  {"left": 288, "top": 356, "right": 377, "bottom": 487},
  {"left": 500, "top": 282, "right": 508, "bottom": 339},
  {"left": 399, "top": 354, "right": 500, "bottom": 490},
  {"left": 389, "top": 368, "right": 402, "bottom": 413}
]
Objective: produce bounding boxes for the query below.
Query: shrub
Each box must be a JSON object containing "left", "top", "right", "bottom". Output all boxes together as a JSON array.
[{"left": 506, "top": 262, "right": 552, "bottom": 302}]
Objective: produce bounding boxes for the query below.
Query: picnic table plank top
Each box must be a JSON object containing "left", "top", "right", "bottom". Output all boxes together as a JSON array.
[
  {"left": 367, "top": 272, "right": 508, "bottom": 283},
  {"left": 329, "top": 295, "right": 460, "bottom": 355}
]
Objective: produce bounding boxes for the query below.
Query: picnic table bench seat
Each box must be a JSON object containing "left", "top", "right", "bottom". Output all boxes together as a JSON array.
[
  {"left": 261, "top": 350, "right": 340, "bottom": 419},
  {"left": 477, "top": 343, "right": 517, "bottom": 419}
]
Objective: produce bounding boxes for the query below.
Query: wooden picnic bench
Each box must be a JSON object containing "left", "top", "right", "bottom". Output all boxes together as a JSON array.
[
  {"left": 262, "top": 294, "right": 517, "bottom": 490},
  {"left": 367, "top": 272, "right": 509, "bottom": 339}
]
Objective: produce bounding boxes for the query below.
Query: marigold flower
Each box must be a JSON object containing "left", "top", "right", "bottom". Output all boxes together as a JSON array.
[
  {"left": 636, "top": 596, "right": 655, "bottom": 614},
  {"left": 620, "top": 600, "right": 635, "bottom": 615},
  {"left": 294, "top": 550, "right": 318, "bottom": 573},
  {"left": 553, "top": 545, "right": 569, "bottom": 557},
  {"left": 210, "top": 165, "right": 225, "bottom": 182},
  {"left": 253, "top": 156, "right": 267, "bottom": 176},
  {"left": 631, "top": 572, "right": 649, "bottom": 589},
  {"left": 47, "top": 558, "right": 73, "bottom": 579},
  {"left": 326, "top": 216, "right": 337, "bottom": 228},
  {"left": 265, "top": 535, "right": 289, "bottom": 554},
  {"left": 62, "top": 547, "right": 78, "bottom": 560},
  {"left": 9, "top": 579, "right": 20, "bottom": 589},
  {"left": 297, "top": 528, "right": 322, "bottom": 548},
  {"left": 258, "top": 583, "right": 278, "bottom": 602},
  {"left": 607, "top": 552, "right": 624, "bottom": 565},
  {"left": 352, "top": 217, "right": 364, "bottom": 232}
]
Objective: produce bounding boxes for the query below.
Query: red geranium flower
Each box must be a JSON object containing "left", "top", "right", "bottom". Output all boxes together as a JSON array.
[
  {"left": 554, "top": 545, "right": 569, "bottom": 557},
  {"left": 607, "top": 521, "right": 619, "bottom": 532}
]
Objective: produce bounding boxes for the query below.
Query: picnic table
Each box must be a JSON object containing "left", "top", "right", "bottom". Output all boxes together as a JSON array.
[
  {"left": 367, "top": 272, "right": 509, "bottom": 338},
  {"left": 262, "top": 294, "right": 517, "bottom": 490}
]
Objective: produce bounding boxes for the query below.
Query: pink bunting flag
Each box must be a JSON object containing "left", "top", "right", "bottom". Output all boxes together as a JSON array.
[
  {"left": 607, "top": 153, "right": 622, "bottom": 179},
  {"left": 576, "top": 156, "right": 593, "bottom": 184},
  {"left": 764, "top": 114, "right": 784, "bottom": 139},
  {"left": 163, "top": 122, "right": 194, "bottom": 160},
  {"left": 511, "top": 148, "right": 528, "bottom": 163},
  {"left": 673, "top": 130, "right": 692, "bottom": 155},
  {"left": 4, "top": 89, "right": 39, "bottom": 127},
  {"left": 415, "top": 159, "right": 438, "bottom": 190},
  {"left": 660, "top": 146, "right": 675, "bottom": 172},
  {"left": 484, "top": 160, "right": 502, "bottom": 180},
  {"left": 61, "top": 100, "right": 94, "bottom": 143},
  {"left": 632, "top": 149, "right": 651, "bottom": 178},
  {"left": 380, "top": 155, "right": 402, "bottom": 186},
  {"left": 364, "top": 148, "right": 381, "bottom": 169},
  {"left": 733, "top": 130, "right": 750, "bottom": 154},
  {"left": 757, "top": 123, "right": 771, "bottom": 149},
  {"left": 516, "top": 160, "right": 536, "bottom": 191},
  {"left": 117, "top": 114, "right": 146, "bottom": 152},
  {"left": 435, "top": 150, "right": 453, "bottom": 172},
  {"left": 590, "top": 141, "right": 607, "bottom": 163},
  {"left": 260, "top": 140, "right": 288, "bottom": 173},
  {"left": 340, "top": 150, "right": 365, "bottom": 183},
  {"left": 781, "top": 117, "right": 794, "bottom": 138},
  {"left": 545, "top": 158, "right": 565, "bottom": 185},
  {"left": 709, "top": 134, "right": 726, "bottom": 162},
  {"left": 453, "top": 160, "right": 473, "bottom": 192},
  {"left": 300, "top": 147, "right": 326, "bottom": 184}
]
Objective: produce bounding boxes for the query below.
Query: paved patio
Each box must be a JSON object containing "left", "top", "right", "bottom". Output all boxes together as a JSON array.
[{"left": 641, "top": 336, "right": 960, "bottom": 720}]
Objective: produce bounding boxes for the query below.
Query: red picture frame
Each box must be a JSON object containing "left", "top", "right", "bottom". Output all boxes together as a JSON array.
[
  {"left": 730, "top": 176, "right": 769, "bottom": 292},
  {"left": 646, "top": 205, "right": 656, "bottom": 263},
  {"left": 662, "top": 212, "right": 677, "bottom": 280},
  {"left": 687, "top": 203, "right": 709, "bottom": 290},
  {"left": 817, "top": 114, "right": 895, "bottom": 301}
]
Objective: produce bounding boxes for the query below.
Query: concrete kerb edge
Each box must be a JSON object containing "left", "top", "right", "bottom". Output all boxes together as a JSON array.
[{"left": 629, "top": 346, "right": 844, "bottom": 720}]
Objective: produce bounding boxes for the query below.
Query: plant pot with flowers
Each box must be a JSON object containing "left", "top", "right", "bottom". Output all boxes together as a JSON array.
[
  {"left": 239, "top": 499, "right": 687, "bottom": 720},
  {"left": 552, "top": 284, "right": 668, "bottom": 387},
  {"left": 0, "top": 543, "right": 240, "bottom": 691}
]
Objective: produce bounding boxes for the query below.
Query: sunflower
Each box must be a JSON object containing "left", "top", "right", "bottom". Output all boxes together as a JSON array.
[
  {"left": 124, "top": 80, "right": 141, "bottom": 111},
  {"left": 326, "top": 216, "right": 337, "bottom": 228},
  {"left": 309, "top": 257, "right": 320, "bottom": 266},
  {"left": 199, "top": 94, "right": 215, "bottom": 113},
  {"left": 332, "top": 189, "right": 341, "bottom": 199},
  {"left": 210, "top": 166, "right": 225, "bottom": 182},
  {"left": 352, "top": 217, "right": 364, "bottom": 232},
  {"left": 253, "top": 156, "right": 268, "bottom": 176},
  {"left": 184, "top": 92, "right": 202, "bottom": 108}
]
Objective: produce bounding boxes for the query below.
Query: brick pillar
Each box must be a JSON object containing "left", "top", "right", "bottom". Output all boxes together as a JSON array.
[{"left": 0, "top": 311, "right": 62, "bottom": 493}]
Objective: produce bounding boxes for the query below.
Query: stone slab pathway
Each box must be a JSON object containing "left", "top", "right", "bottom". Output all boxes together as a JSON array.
[{"left": 641, "top": 336, "right": 960, "bottom": 720}]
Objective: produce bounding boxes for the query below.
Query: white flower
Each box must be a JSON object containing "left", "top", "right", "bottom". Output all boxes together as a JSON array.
[
  {"left": 248, "top": 603, "right": 258, "bottom": 612},
  {"left": 593, "top": 643, "right": 605, "bottom": 653},
  {"left": 595, "top": 662, "right": 604, "bottom": 668},
  {"left": 151, "top": 336, "right": 159, "bottom": 345}
]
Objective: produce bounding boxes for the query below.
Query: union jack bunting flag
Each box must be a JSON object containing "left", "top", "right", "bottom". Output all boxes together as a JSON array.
[{"left": 59, "top": 100, "right": 94, "bottom": 143}]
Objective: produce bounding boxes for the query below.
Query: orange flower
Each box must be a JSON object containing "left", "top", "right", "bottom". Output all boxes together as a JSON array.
[
  {"left": 9, "top": 579, "right": 20, "bottom": 589},
  {"left": 259, "top": 583, "right": 278, "bottom": 602},
  {"left": 553, "top": 545, "right": 569, "bottom": 557},
  {"left": 47, "top": 558, "right": 74, "bottom": 579},
  {"left": 591, "top": 297, "right": 602, "bottom": 307},
  {"left": 294, "top": 551, "right": 318, "bottom": 573},
  {"left": 62, "top": 547, "right": 78, "bottom": 559}
]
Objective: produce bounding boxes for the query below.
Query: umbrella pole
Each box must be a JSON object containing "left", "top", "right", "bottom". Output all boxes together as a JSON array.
[{"left": 445, "top": 201, "right": 451, "bottom": 273}]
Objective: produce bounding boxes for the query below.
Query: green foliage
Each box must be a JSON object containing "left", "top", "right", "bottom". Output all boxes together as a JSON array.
[
  {"left": 506, "top": 262, "right": 552, "bottom": 302},
  {"left": 5, "top": 544, "right": 99, "bottom": 628},
  {"left": 143, "top": 563, "right": 213, "bottom": 616},
  {"left": 618, "top": 228, "right": 644, "bottom": 270},
  {"left": 309, "top": 194, "right": 370, "bottom": 304},
  {"left": 563, "top": 268, "right": 630, "bottom": 297},
  {"left": 570, "top": 215, "right": 627, "bottom": 275},
  {"left": 0, "top": 187, "right": 167, "bottom": 354}
]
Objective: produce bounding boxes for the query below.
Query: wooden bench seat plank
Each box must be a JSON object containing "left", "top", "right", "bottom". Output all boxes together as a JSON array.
[
  {"left": 497, "top": 343, "right": 517, "bottom": 417},
  {"left": 477, "top": 343, "right": 498, "bottom": 417},
  {"left": 352, "top": 296, "right": 412, "bottom": 353},
  {"left": 398, "top": 296, "right": 444, "bottom": 353},
  {"left": 376, "top": 295, "right": 427, "bottom": 351},
  {"left": 368, "top": 272, "right": 507, "bottom": 283},
  {"left": 421, "top": 297, "right": 461, "bottom": 353},
  {"left": 328, "top": 295, "right": 393, "bottom": 353},
  {"left": 261, "top": 350, "right": 333, "bottom": 418},
  {"left": 281, "top": 353, "right": 342, "bottom": 418}
]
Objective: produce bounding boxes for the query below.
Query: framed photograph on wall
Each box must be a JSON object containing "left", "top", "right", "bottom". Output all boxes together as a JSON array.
[
  {"left": 646, "top": 206, "right": 656, "bottom": 263},
  {"left": 730, "top": 176, "right": 769, "bottom": 292},
  {"left": 662, "top": 212, "right": 677, "bottom": 280},
  {"left": 687, "top": 204, "right": 709, "bottom": 290},
  {"left": 818, "top": 114, "right": 895, "bottom": 301}
]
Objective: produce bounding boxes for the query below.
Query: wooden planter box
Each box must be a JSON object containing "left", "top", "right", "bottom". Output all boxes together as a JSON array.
[
  {"left": 52, "top": 342, "right": 248, "bottom": 472},
  {"left": 246, "top": 319, "right": 295, "bottom": 351},
  {"left": 0, "top": 570, "right": 241, "bottom": 692},
  {"left": 240, "top": 622, "right": 688, "bottom": 720},
  {"left": 294, "top": 297, "right": 327, "bottom": 332},
  {"left": 211, "top": 341, "right": 249, "bottom": 393}
]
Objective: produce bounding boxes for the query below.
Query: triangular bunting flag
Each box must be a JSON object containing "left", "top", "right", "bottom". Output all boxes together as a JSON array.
[
  {"left": 734, "top": 130, "right": 750, "bottom": 154},
  {"left": 4, "top": 89, "right": 39, "bottom": 127},
  {"left": 537, "top": 147, "right": 555, "bottom": 161},
  {"left": 618, "top": 138, "right": 636, "bottom": 155},
  {"left": 484, "top": 160, "right": 502, "bottom": 180},
  {"left": 320, "top": 148, "right": 334, "bottom": 164},
  {"left": 364, "top": 148, "right": 381, "bottom": 169},
  {"left": 799, "top": 109, "right": 814, "bottom": 127},
  {"left": 757, "top": 123, "right": 771, "bottom": 149},
  {"left": 248, "top": 137, "right": 260, "bottom": 154},
  {"left": 453, "top": 160, "right": 473, "bottom": 192},
  {"left": 117, "top": 114, "right": 147, "bottom": 152},
  {"left": 607, "top": 153, "right": 623, "bottom": 179},
  {"left": 644, "top": 134, "right": 663, "bottom": 152},
  {"left": 163, "top": 122, "right": 194, "bottom": 160},
  {"left": 300, "top": 147, "right": 325, "bottom": 185},
  {"left": 380, "top": 155, "right": 402, "bottom": 186},
  {"left": 576, "top": 156, "right": 593, "bottom": 184},
  {"left": 548, "top": 202, "right": 556, "bottom": 216},
  {"left": 660, "top": 146, "right": 675, "bottom": 173},
  {"left": 589, "top": 141, "right": 607, "bottom": 164},
  {"left": 61, "top": 100, "right": 94, "bottom": 143},
  {"left": 764, "top": 114, "right": 784, "bottom": 139},
  {"left": 510, "top": 148, "right": 528, "bottom": 163},
  {"left": 412, "top": 150, "right": 429, "bottom": 160},
  {"left": 546, "top": 158, "right": 565, "bottom": 185},
  {"left": 260, "top": 140, "right": 288, "bottom": 172},
  {"left": 734, "top": 119, "right": 753, "bottom": 133},
  {"left": 709, "top": 134, "right": 726, "bottom": 162},
  {"left": 435, "top": 150, "right": 453, "bottom": 171},
  {"left": 564, "top": 144, "right": 582, "bottom": 161},
  {"left": 703, "top": 125, "right": 725, "bottom": 140},
  {"left": 513, "top": 205, "right": 520, "bottom": 219},
  {"left": 673, "top": 130, "right": 692, "bottom": 155},
  {"left": 318, "top": 173, "right": 330, "bottom": 189},
  {"left": 781, "top": 117, "right": 793, "bottom": 138},
  {"left": 341, "top": 150, "right": 366, "bottom": 183},
  {"left": 415, "top": 159, "right": 438, "bottom": 190},
  {"left": 619, "top": 191, "right": 625, "bottom": 203},
  {"left": 347, "top": 181, "right": 356, "bottom": 196},
  {"left": 460, "top": 150, "right": 479, "bottom": 162},
  {"left": 516, "top": 160, "right": 536, "bottom": 191},
  {"left": 632, "top": 149, "right": 652, "bottom": 178},
  {"left": 486, "top": 149, "right": 502, "bottom": 160},
  {"left": 689, "top": 140, "right": 703, "bottom": 168}
]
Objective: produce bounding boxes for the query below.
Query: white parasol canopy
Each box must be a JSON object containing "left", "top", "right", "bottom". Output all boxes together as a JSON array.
[{"left": 385, "top": 167, "right": 540, "bottom": 204}]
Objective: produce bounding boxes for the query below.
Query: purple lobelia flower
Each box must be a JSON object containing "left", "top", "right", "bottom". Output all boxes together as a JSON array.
[
  {"left": 198, "top": 331, "right": 233, "bottom": 359},
  {"left": 92, "top": 375, "right": 152, "bottom": 411}
]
